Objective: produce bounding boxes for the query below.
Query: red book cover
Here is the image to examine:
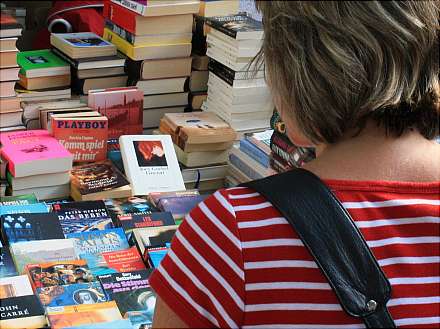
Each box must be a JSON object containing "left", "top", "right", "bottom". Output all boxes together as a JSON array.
[
  {"left": 0, "top": 12, "right": 22, "bottom": 29},
  {"left": 52, "top": 116, "right": 108, "bottom": 163},
  {"left": 101, "top": 246, "right": 146, "bottom": 273},
  {"left": 88, "top": 87, "right": 143, "bottom": 140},
  {"left": 103, "top": 1, "right": 137, "bottom": 34}
]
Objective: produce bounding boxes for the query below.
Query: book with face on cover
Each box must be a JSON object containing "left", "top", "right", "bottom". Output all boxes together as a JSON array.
[
  {"left": 70, "top": 160, "right": 132, "bottom": 201},
  {"left": 0, "top": 130, "right": 73, "bottom": 178},
  {"left": 88, "top": 87, "right": 143, "bottom": 140},
  {"left": 119, "top": 135, "right": 185, "bottom": 196}
]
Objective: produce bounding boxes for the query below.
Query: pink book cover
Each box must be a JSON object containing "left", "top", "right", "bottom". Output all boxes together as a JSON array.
[
  {"left": 88, "top": 87, "right": 143, "bottom": 140},
  {"left": 0, "top": 129, "right": 72, "bottom": 176}
]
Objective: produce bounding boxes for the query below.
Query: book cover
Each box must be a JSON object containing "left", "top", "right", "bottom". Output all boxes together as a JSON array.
[
  {"left": 0, "top": 202, "right": 48, "bottom": 216},
  {"left": 52, "top": 116, "right": 108, "bottom": 163},
  {"left": 26, "top": 260, "right": 94, "bottom": 290},
  {"left": 11, "top": 239, "right": 78, "bottom": 274},
  {"left": 37, "top": 282, "right": 107, "bottom": 307},
  {"left": 205, "top": 13, "right": 263, "bottom": 39},
  {"left": 104, "top": 196, "right": 158, "bottom": 221},
  {"left": 98, "top": 269, "right": 155, "bottom": 328},
  {"left": 118, "top": 212, "right": 175, "bottom": 235},
  {"left": 0, "top": 275, "right": 33, "bottom": 298},
  {"left": 133, "top": 225, "right": 179, "bottom": 251},
  {"left": 0, "top": 244, "right": 17, "bottom": 277},
  {"left": 0, "top": 194, "right": 38, "bottom": 206},
  {"left": 46, "top": 301, "right": 122, "bottom": 329},
  {"left": 52, "top": 201, "right": 113, "bottom": 235},
  {"left": 107, "top": 139, "right": 125, "bottom": 173},
  {"left": 17, "top": 49, "right": 69, "bottom": 77},
  {"left": 67, "top": 228, "right": 129, "bottom": 275},
  {"left": 70, "top": 160, "right": 130, "bottom": 196},
  {"left": 0, "top": 130, "right": 73, "bottom": 178},
  {"left": 157, "top": 195, "right": 206, "bottom": 221},
  {"left": 63, "top": 319, "right": 133, "bottom": 329},
  {"left": 119, "top": 135, "right": 186, "bottom": 195},
  {"left": 1, "top": 213, "right": 65, "bottom": 244},
  {"left": 99, "top": 246, "right": 146, "bottom": 274},
  {"left": 147, "top": 245, "right": 169, "bottom": 268},
  {"left": 0, "top": 295, "right": 47, "bottom": 329},
  {"left": 88, "top": 87, "right": 143, "bottom": 140}
]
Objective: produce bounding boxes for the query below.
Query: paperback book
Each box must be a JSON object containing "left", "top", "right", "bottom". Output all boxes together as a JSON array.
[
  {"left": 0, "top": 202, "right": 48, "bottom": 216},
  {"left": 0, "top": 243, "right": 17, "bottom": 277},
  {"left": 17, "top": 49, "right": 70, "bottom": 78},
  {"left": 119, "top": 135, "right": 186, "bottom": 195},
  {"left": 98, "top": 269, "right": 155, "bottom": 328},
  {"left": 0, "top": 194, "right": 38, "bottom": 207},
  {"left": 1, "top": 212, "right": 65, "bottom": 244},
  {"left": 52, "top": 200, "right": 113, "bottom": 234},
  {"left": 37, "top": 282, "right": 107, "bottom": 307},
  {"left": 104, "top": 196, "right": 159, "bottom": 221},
  {"left": 0, "top": 275, "right": 33, "bottom": 298},
  {"left": 99, "top": 246, "right": 146, "bottom": 274},
  {"left": 0, "top": 295, "right": 47, "bottom": 329},
  {"left": 117, "top": 212, "right": 175, "bottom": 241},
  {"left": 10, "top": 239, "right": 78, "bottom": 274}
]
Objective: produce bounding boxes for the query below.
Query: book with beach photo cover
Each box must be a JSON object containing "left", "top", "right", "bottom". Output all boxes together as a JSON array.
[{"left": 119, "top": 135, "right": 185, "bottom": 196}]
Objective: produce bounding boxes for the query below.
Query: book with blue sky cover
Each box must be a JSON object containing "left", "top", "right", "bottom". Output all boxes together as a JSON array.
[{"left": 0, "top": 202, "right": 48, "bottom": 216}]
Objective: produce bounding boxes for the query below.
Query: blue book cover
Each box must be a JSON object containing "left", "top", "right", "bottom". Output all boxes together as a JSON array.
[
  {"left": 240, "top": 139, "right": 270, "bottom": 168},
  {"left": 64, "top": 319, "right": 133, "bottom": 329},
  {"left": 37, "top": 282, "right": 107, "bottom": 307},
  {"left": 0, "top": 202, "right": 48, "bottom": 216},
  {"left": 158, "top": 195, "right": 206, "bottom": 219},
  {"left": 229, "top": 153, "right": 264, "bottom": 180},
  {"left": 0, "top": 243, "right": 18, "bottom": 277},
  {"left": 67, "top": 228, "right": 129, "bottom": 276},
  {"left": 148, "top": 244, "right": 170, "bottom": 269},
  {"left": 1, "top": 213, "right": 65, "bottom": 244}
]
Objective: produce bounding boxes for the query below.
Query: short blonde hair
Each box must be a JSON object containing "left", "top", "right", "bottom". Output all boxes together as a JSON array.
[{"left": 255, "top": 1, "right": 439, "bottom": 143}]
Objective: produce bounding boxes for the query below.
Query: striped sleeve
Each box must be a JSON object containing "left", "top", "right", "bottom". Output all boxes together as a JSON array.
[{"left": 149, "top": 189, "right": 245, "bottom": 328}]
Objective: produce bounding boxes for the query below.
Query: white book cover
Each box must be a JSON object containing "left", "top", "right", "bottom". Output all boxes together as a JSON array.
[
  {"left": 0, "top": 275, "right": 33, "bottom": 297},
  {"left": 119, "top": 135, "right": 186, "bottom": 195}
]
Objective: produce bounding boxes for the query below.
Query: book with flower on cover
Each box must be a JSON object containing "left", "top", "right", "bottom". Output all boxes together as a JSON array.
[
  {"left": 0, "top": 130, "right": 73, "bottom": 178},
  {"left": 88, "top": 87, "right": 143, "bottom": 140}
]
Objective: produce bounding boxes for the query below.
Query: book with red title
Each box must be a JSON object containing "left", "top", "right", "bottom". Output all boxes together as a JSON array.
[
  {"left": 0, "top": 130, "right": 73, "bottom": 177},
  {"left": 88, "top": 87, "right": 143, "bottom": 140},
  {"left": 51, "top": 115, "right": 108, "bottom": 163}
]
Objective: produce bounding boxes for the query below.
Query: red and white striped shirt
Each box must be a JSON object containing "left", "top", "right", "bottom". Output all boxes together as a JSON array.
[{"left": 149, "top": 180, "right": 440, "bottom": 328}]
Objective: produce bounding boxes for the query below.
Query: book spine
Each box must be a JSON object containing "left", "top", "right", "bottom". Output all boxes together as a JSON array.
[
  {"left": 103, "top": 28, "right": 135, "bottom": 60},
  {"left": 271, "top": 142, "right": 292, "bottom": 165},
  {"left": 239, "top": 139, "right": 270, "bottom": 168},
  {"left": 104, "top": 19, "right": 137, "bottom": 45},
  {"left": 104, "top": 1, "right": 137, "bottom": 34},
  {"left": 228, "top": 153, "right": 264, "bottom": 180},
  {"left": 111, "top": 0, "right": 148, "bottom": 16},
  {"left": 205, "top": 18, "right": 238, "bottom": 39},
  {"left": 271, "top": 131, "right": 295, "bottom": 153},
  {"left": 208, "top": 60, "right": 236, "bottom": 86},
  {"left": 246, "top": 135, "right": 272, "bottom": 155}
]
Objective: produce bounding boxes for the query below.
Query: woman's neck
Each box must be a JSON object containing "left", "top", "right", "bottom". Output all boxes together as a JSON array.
[{"left": 302, "top": 122, "right": 440, "bottom": 182}]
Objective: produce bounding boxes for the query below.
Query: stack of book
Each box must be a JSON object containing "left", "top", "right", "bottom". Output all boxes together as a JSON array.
[
  {"left": 227, "top": 130, "right": 277, "bottom": 184},
  {"left": 158, "top": 112, "right": 236, "bottom": 191},
  {"left": 0, "top": 130, "right": 73, "bottom": 200},
  {"left": 0, "top": 11, "right": 23, "bottom": 132},
  {"left": 269, "top": 110, "right": 316, "bottom": 172},
  {"left": 202, "top": 13, "right": 274, "bottom": 135},
  {"left": 50, "top": 32, "right": 127, "bottom": 95},
  {"left": 189, "top": 0, "right": 240, "bottom": 111},
  {"left": 103, "top": 0, "right": 200, "bottom": 133}
]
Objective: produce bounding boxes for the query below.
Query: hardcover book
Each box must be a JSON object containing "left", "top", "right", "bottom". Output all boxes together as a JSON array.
[
  {"left": 98, "top": 246, "right": 146, "bottom": 274},
  {"left": 1, "top": 212, "right": 65, "bottom": 244},
  {"left": 88, "top": 87, "right": 143, "bottom": 140},
  {"left": 10, "top": 239, "right": 78, "bottom": 274},
  {"left": 0, "top": 130, "right": 73, "bottom": 178},
  {"left": 50, "top": 32, "right": 117, "bottom": 59},
  {"left": 46, "top": 301, "right": 122, "bottom": 329},
  {"left": 26, "top": 260, "right": 94, "bottom": 290},
  {"left": 37, "top": 282, "right": 107, "bottom": 307},
  {"left": 70, "top": 160, "right": 131, "bottom": 201},
  {"left": 0, "top": 202, "right": 48, "bottom": 216},
  {"left": 0, "top": 295, "right": 47, "bottom": 329},
  {"left": 0, "top": 243, "right": 17, "bottom": 277},
  {"left": 98, "top": 269, "right": 155, "bottom": 328},
  {"left": 52, "top": 200, "right": 113, "bottom": 234},
  {"left": 52, "top": 116, "right": 108, "bottom": 163},
  {"left": 119, "top": 135, "right": 186, "bottom": 195},
  {"left": 17, "top": 49, "right": 70, "bottom": 78},
  {"left": 66, "top": 228, "right": 129, "bottom": 276}
]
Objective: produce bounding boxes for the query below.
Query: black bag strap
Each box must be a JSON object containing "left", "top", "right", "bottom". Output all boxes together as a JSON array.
[{"left": 241, "top": 168, "right": 396, "bottom": 328}]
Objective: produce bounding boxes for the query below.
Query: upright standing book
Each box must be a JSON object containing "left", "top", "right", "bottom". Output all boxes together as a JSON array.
[
  {"left": 0, "top": 130, "right": 73, "bottom": 177},
  {"left": 120, "top": 135, "right": 185, "bottom": 195},
  {"left": 88, "top": 87, "right": 143, "bottom": 140}
]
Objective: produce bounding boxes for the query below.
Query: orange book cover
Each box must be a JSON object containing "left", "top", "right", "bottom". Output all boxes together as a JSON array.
[{"left": 52, "top": 116, "right": 108, "bottom": 163}]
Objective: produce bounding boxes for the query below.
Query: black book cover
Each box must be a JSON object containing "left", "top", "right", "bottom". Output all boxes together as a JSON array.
[
  {"left": 125, "top": 58, "right": 143, "bottom": 83},
  {"left": 0, "top": 245, "right": 17, "bottom": 277},
  {"left": 0, "top": 295, "right": 45, "bottom": 321},
  {"left": 118, "top": 213, "right": 175, "bottom": 232},
  {"left": 98, "top": 269, "right": 155, "bottom": 316},
  {"left": 208, "top": 58, "right": 236, "bottom": 86},
  {"left": 205, "top": 12, "right": 263, "bottom": 39},
  {"left": 52, "top": 200, "right": 114, "bottom": 234},
  {"left": 0, "top": 213, "right": 65, "bottom": 244}
]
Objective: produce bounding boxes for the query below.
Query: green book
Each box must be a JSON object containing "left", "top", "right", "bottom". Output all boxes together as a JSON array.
[
  {"left": 17, "top": 49, "right": 70, "bottom": 78},
  {"left": 0, "top": 193, "right": 38, "bottom": 206}
]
